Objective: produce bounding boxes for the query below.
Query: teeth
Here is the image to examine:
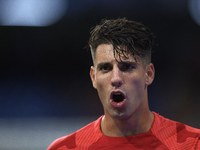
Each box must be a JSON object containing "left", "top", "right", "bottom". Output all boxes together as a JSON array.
[{"left": 114, "top": 93, "right": 122, "bottom": 95}]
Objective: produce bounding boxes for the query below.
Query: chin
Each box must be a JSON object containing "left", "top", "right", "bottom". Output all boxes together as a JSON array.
[{"left": 109, "top": 110, "right": 131, "bottom": 120}]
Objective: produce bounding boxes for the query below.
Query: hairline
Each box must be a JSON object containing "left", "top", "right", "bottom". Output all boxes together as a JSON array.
[{"left": 90, "top": 43, "right": 151, "bottom": 68}]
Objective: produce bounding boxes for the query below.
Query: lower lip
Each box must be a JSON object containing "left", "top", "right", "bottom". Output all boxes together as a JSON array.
[{"left": 110, "top": 99, "right": 126, "bottom": 108}]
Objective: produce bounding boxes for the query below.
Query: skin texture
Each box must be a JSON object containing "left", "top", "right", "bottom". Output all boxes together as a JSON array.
[{"left": 90, "top": 44, "right": 155, "bottom": 137}]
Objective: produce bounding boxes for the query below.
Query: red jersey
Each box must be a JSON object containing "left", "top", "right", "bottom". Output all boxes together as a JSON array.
[{"left": 47, "top": 112, "right": 200, "bottom": 150}]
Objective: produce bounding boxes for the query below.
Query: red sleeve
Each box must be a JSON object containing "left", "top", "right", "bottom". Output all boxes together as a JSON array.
[
  {"left": 47, "top": 133, "right": 76, "bottom": 150},
  {"left": 47, "top": 116, "right": 103, "bottom": 150}
]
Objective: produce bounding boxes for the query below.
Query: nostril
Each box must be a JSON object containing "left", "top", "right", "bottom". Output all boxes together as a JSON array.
[{"left": 111, "top": 80, "right": 122, "bottom": 87}]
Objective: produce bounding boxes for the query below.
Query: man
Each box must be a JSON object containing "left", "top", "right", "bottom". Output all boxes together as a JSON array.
[{"left": 47, "top": 18, "right": 200, "bottom": 150}]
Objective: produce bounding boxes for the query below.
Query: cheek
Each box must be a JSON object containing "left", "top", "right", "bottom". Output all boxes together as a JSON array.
[
  {"left": 96, "top": 74, "right": 109, "bottom": 89},
  {"left": 129, "top": 75, "right": 146, "bottom": 94},
  {"left": 95, "top": 74, "right": 111, "bottom": 101},
  {"left": 96, "top": 79, "right": 107, "bottom": 97}
]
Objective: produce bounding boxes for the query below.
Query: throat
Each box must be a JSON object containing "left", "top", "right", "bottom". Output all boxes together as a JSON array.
[
  {"left": 101, "top": 111, "right": 154, "bottom": 137},
  {"left": 101, "top": 115, "right": 139, "bottom": 137}
]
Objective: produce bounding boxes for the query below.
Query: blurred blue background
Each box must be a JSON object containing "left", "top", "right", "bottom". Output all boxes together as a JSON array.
[{"left": 0, "top": 0, "right": 200, "bottom": 149}]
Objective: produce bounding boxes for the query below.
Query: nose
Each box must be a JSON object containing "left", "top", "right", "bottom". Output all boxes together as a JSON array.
[{"left": 111, "top": 66, "right": 123, "bottom": 87}]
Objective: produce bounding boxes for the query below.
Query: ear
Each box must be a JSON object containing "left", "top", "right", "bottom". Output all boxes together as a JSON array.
[
  {"left": 90, "top": 66, "right": 97, "bottom": 89},
  {"left": 145, "top": 63, "right": 155, "bottom": 85}
]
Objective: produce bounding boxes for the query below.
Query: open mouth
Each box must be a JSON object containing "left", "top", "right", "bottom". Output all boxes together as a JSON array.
[
  {"left": 110, "top": 91, "right": 126, "bottom": 108},
  {"left": 113, "top": 93, "right": 124, "bottom": 102},
  {"left": 112, "top": 92, "right": 125, "bottom": 103}
]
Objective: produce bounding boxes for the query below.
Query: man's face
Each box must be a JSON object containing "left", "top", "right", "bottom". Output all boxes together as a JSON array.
[{"left": 90, "top": 44, "right": 154, "bottom": 119}]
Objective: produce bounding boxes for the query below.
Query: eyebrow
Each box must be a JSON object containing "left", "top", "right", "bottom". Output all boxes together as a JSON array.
[
  {"left": 96, "top": 61, "right": 137, "bottom": 68},
  {"left": 118, "top": 61, "right": 137, "bottom": 65},
  {"left": 96, "top": 62, "right": 111, "bottom": 69}
]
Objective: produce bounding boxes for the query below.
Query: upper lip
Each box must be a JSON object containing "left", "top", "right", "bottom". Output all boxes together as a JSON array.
[{"left": 110, "top": 90, "right": 126, "bottom": 99}]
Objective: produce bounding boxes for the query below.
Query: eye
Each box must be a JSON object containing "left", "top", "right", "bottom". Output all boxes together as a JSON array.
[
  {"left": 119, "top": 63, "right": 135, "bottom": 71},
  {"left": 100, "top": 65, "right": 111, "bottom": 71}
]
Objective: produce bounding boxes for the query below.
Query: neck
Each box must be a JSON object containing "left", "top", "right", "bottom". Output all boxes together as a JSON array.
[{"left": 101, "top": 109, "right": 154, "bottom": 137}]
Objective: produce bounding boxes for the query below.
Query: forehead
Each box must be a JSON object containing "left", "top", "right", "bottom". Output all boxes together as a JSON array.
[
  {"left": 96, "top": 44, "right": 114, "bottom": 56},
  {"left": 94, "top": 44, "right": 139, "bottom": 65}
]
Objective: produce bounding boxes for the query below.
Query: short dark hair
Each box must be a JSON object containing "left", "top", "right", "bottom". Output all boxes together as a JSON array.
[{"left": 88, "top": 18, "right": 154, "bottom": 66}]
